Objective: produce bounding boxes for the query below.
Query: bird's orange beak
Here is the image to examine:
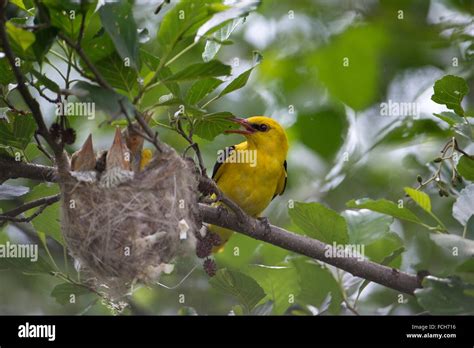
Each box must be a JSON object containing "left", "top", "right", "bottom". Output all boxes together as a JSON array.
[{"left": 225, "top": 117, "right": 256, "bottom": 135}]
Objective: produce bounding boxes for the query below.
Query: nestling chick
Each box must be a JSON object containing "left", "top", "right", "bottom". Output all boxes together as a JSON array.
[
  {"left": 123, "top": 112, "right": 152, "bottom": 173},
  {"left": 71, "top": 134, "right": 96, "bottom": 171},
  {"left": 99, "top": 128, "right": 134, "bottom": 188},
  {"left": 140, "top": 148, "right": 153, "bottom": 171},
  {"left": 124, "top": 126, "right": 144, "bottom": 173},
  {"left": 107, "top": 128, "right": 131, "bottom": 171}
]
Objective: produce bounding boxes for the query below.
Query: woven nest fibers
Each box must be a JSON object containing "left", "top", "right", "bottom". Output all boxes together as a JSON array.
[{"left": 59, "top": 148, "right": 199, "bottom": 294}]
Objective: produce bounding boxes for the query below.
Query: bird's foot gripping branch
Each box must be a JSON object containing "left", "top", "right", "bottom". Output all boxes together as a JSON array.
[{"left": 0, "top": 0, "right": 473, "bottom": 316}]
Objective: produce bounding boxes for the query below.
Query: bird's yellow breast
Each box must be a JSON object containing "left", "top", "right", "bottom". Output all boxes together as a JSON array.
[{"left": 216, "top": 147, "right": 284, "bottom": 217}]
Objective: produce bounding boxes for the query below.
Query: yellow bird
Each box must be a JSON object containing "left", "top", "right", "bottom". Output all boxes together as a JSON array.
[
  {"left": 210, "top": 116, "right": 288, "bottom": 252},
  {"left": 140, "top": 148, "right": 153, "bottom": 171}
]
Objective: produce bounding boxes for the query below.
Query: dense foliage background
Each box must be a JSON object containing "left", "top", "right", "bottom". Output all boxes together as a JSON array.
[{"left": 0, "top": 0, "right": 473, "bottom": 315}]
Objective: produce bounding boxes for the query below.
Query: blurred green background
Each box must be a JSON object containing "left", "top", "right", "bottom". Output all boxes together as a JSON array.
[{"left": 1, "top": 0, "right": 474, "bottom": 315}]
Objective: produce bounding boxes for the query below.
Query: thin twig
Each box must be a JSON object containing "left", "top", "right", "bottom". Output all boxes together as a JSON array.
[
  {"left": 0, "top": 14, "right": 62, "bottom": 156},
  {"left": 176, "top": 118, "right": 207, "bottom": 177},
  {"left": 2, "top": 96, "right": 29, "bottom": 116},
  {"left": 58, "top": 32, "right": 113, "bottom": 90},
  {"left": 0, "top": 194, "right": 60, "bottom": 223},
  {"left": 34, "top": 131, "right": 54, "bottom": 163}
]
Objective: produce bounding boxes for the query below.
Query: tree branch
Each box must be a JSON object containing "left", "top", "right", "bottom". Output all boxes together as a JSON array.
[
  {"left": 0, "top": 159, "right": 423, "bottom": 295},
  {"left": 0, "top": 157, "right": 58, "bottom": 183},
  {"left": 198, "top": 176, "right": 247, "bottom": 221},
  {"left": 0, "top": 194, "right": 60, "bottom": 223},
  {"left": 57, "top": 32, "right": 113, "bottom": 90},
  {"left": 199, "top": 203, "right": 423, "bottom": 295},
  {"left": 0, "top": 14, "right": 61, "bottom": 157}
]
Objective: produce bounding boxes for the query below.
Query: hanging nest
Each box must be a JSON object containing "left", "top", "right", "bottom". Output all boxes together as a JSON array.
[{"left": 58, "top": 147, "right": 199, "bottom": 298}]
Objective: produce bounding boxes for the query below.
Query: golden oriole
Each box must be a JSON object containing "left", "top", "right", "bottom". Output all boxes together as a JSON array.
[{"left": 210, "top": 116, "right": 288, "bottom": 252}]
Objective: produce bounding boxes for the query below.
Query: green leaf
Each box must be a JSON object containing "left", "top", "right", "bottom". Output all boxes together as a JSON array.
[
  {"left": 346, "top": 198, "right": 423, "bottom": 225},
  {"left": 178, "top": 306, "right": 198, "bottom": 315},
  {"left": 465, "top": 215, "right": 474, "bottom": 240},
  {"left": 141, "top": 50, "right": 180, "bottom": 97},
  {"left": 218, "top": 66, "right": 254, "bottom": 98},
  {"left": 454, "top": 122, "right": 474, "bottom": 141},
  {"left": 25, "top": 183, "right": 60, "bottom": 201},
  {"left": 215, "top": 233, "right": 259, "bottom": 268},
  {"left": 28, "top": 202, "right": 63, "bottom": 245},
  {"left": 202, "top": 18, "right": 243, "bottom": 62},
  {"left": 23, "top": 184, "right": 61, "bottom": 246},
  {"left": 311, "top": 25, "right": 387, "bottom": 110},
  {"left": 457, "top": 155, "right": 474, "bottom": 181},
  {"left": 381, "top": 119, "right": 448, "bottom": 145},
  {"left": 6, "top": 21, "right": 35, "bottom": 51},
  {"left": 0, "top": 57, "right": 32, "bottom": 84},
  {"left": 356, "top": 246, "right": 405, "bottom": 302},
  {"left": 244, "top": 264, "right": 300, "bottom": 314},
  {"left": 342, "top": 210, "right": 393, "bottom": 245},
  {"left": 251, "top": 301, "right": 274, "bottom": 315},
  {"left": 231, "top": 305, "right": 244, "bottom": 315},
  {"left": 0, "top": 184, "right": 29, "bottom": 200},
  {"left": 452, "top": 184, "right": 474, "bottom": 226},
  {"left": 292, "top": 258, "right": 343, "bottom": 314},
  {"left": 31, "top": 70, "right": 60, "bottom": 93},
  {"left": 415, "top": 276, "right": 474, "bottom": 314},
  {"left": 10, "top": 0, "right": 28, "bottom": 11},
  {"left": 51, "top": 283, "right": 91, "bottom": 305},
  {"left": 32, "top": 27, "right": 58, "bottom": 62},
  {"left": 157, "top": 0, "right": 217, "bottom": 60},
  {"left": 41, "top": 0, "right": 81, "bottom": 12},
  {"left": 165, "top": 60, "right": 231, "bottom": 82},
  {"left": 430, "top": 233, "right": 474, "bottom": 270},
  {"left": 0, "top": 58, "right": 15, "bottom": 85},
  {"left": 364, "top": 232, "right": 404, "bottom": 264},
  {"left": 293, "top": 108, "right": 348, "bottom": 160},
  {"left": 186, "top": 78, "right": 223, "bottom": 104},
  {"left": 0, "top": 114, "right": 36, "bottom": 150},
  {"left": 406, "top": 230, "right": 474, "bottom": 277},
  {"left": 456, "top": 258, "right": 474, "bottom": 284},
  {"left": 289, "top": 201, "right": 348, "bottom": 244},
  {"left": 431, "top": 75, "right": 469, "bottom": 116},
  {"left": 93, "top": 53, "right": 138, "bottom": 96},
  {"left": 197, "top": 0, "right": 259, "bottom": 40},
  {"left": 80, "top": 28, "right": 116, "bottom": 63},
  {"left": 379, "top": 246, "right": 405, "bottom": 266},
  {"left": 0, "top": 252, "right": 54, "bottom": 275},
  {"left": 99, "top": 1, "right": 139, "bottom": 70},
  {"left": 71, "top": 81, "right": 134, "bottom": 120},
  {"left": 193, "top": 111, "right": 238, "bottom": 141},
  {"left": 433, "top": 112, "right": 464, "bottom": 126},
  {"left": 404, "top": 187, "right": 432, "bottom": 213},
  {"left": 210, "top": 268, "right": 266, "bottom": 313}
]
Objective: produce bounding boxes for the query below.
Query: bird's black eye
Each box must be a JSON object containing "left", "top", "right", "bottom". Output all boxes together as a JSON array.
[{"left": 252, "top": 123, "right": 269, "bottom": 132}]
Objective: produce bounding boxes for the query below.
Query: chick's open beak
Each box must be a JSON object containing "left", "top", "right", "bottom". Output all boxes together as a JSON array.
[{"left": 224, "top": 117, "right": 256, "bottom": 135}]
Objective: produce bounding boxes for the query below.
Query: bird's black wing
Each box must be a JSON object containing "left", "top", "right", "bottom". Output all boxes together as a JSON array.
[
  {"left": 272, "top": 160, "right": 288, "bottom": 200},
  {"left": 212, "top": 145, "right": 236, "bottom": 182}
]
